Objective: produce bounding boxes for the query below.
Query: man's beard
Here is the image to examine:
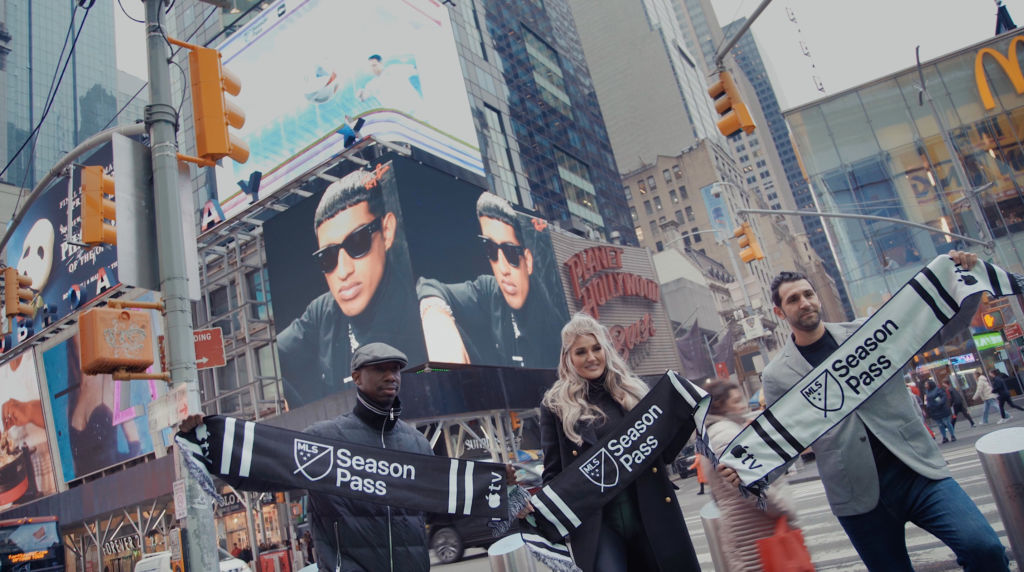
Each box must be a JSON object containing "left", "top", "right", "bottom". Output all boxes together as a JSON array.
[{"left": 791, "top": 310, "right": 821, "bottom": 332}]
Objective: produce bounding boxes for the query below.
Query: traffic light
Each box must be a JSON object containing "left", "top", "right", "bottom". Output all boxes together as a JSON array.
[
  {"left": 733, "top": 221, "right": 764, "bottom": 263},
  {"left": 81, "top": 165, "right": 117, "bottom": 246},
  {"left": 707, "top": 70, "right": 755, "bottom": 137},
  {"left": 983, "top": 311, "right": 1003, "bottom": 329},
  {"left": 188, "top": 46, "right": 249, "bottom": 165},
  {"left": 3, "top": 267, "right": 34, "bottom": 325}
]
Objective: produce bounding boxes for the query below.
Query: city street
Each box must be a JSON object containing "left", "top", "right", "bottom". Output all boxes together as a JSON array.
[{"left": 433, "top": 410, "right": 1022, "bottom": 571}]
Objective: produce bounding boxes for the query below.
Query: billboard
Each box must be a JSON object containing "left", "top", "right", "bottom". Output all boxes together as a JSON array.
[
  {"left": 0, "top": 351, "right": 58, "bottom": 508},
  {"left": 4, "top": 145, "right": 119, "bottom": 353},
  {"left": 206, "top": 0, "right": 483, "bottom": 227},
  {"left": 40, "top": 316, "right": 171, "bottom": 482},
  {"left": 265, "top": 157, "right": 569, "bottom": 408}
]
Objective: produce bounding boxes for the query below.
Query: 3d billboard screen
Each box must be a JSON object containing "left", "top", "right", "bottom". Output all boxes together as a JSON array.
[
  {"left": 0, "top": 350, "right": 58, "bottom": 507},
  {"left": 265, "top": 157, "right": 568, "bottom": 408},
  {"left": 40, "top": 320, "right": 171, "bottom": 483},
  {"left": 3, "top": 145, "right": 119, "bottom": 353},
  {"left": 207, "top": 0, "right": 482, "bottom": 227}
]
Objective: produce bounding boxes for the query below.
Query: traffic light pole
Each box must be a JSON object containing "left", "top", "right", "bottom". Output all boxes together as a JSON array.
[{"left": 144, "top": 1, "right": 217, "bottom": 570}]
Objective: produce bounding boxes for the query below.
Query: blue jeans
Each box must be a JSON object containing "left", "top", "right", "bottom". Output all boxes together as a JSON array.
[
  {"left": 934, "top": 415, "right": 954, "bottom": 441},
  {"left": 837, "top": 461, "right": 1008, "bottom": 571},
  {"left": 982, "top": 398, "right": 997, "bottom": 423}
]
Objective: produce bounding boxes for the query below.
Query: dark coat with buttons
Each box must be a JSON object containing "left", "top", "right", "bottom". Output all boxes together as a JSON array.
[{"left": 539, "top": 404, "right": 700, "bottom": 572}]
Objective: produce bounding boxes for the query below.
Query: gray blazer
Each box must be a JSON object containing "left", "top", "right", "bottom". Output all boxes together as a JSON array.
[{"left": 761, "top": 321, "right": 949, "bottom": 517}]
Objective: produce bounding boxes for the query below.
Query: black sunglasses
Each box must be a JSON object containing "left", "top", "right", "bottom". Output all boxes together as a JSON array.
[
  {"left": 313, "top": 217, "right": 383, "bottom": 273},
  {"left": 479, "top": 235, "right": 525, "bottom": 268}
]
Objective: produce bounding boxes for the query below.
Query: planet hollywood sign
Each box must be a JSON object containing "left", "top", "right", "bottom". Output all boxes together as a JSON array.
[{"left": 564, "top": 245, "right": 661, "bottom": 360}]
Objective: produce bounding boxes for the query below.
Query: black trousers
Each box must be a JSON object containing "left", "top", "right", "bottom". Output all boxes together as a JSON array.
[{"left": 998, "top": 394, "right": 1024, "bottom": 417}]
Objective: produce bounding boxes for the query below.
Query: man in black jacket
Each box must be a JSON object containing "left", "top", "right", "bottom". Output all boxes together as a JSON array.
[
  {"left": 277, "top": 169, "right": 425, "bottom": 407},
  {"left": 302, "top": 342, "right": 433, "bottom": 571},
  {"left": 416, "top": 192, "right": 563, "bottom": 368}
]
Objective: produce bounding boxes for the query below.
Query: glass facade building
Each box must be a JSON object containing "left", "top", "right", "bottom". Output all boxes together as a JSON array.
[
  {"left": 1, "top": 1, "right": 118, "bottom": 190},
  {"left": 786, "top": 30, "right": 1024, "bottom": 316}
]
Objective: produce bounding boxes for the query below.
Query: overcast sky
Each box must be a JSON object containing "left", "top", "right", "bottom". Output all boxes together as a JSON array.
[
  {"left": 711, "top": 0, "right": 1024, "bottom": 110},
  {"left": 114, "top": 1, "right": 1024, "bottom": 113}
]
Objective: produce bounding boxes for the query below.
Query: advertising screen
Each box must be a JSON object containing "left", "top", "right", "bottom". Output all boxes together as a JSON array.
[
  {"left": 40, "top": 317, "right": 171, "bottom": 482},
  {"left": 208, "top": 0, "right": 482, "bottom": 226},
  {"left": 0, "top": 517, "right": 63, "bottom": 570},
  {"left": 265, "top": 157, "right": 568, "bottom": 409},
  {"left": 0, "top": 351, "right": 57, "bottom": 508},
  {"left": 4, "top": 145, "right": 119, "bottom": 353}
]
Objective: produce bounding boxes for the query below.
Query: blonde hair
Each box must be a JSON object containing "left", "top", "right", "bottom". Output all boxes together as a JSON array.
[{"left": 541, "top": 313, "right": 650, "bottom": 445}]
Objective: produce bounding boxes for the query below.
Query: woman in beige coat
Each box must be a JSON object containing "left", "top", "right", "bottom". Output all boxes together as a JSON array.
[
  {"left": 701, "top": 380, "right": 799, "bottom": 571},
  {"left": 973, "top": 374, "right": 997, "bottom": 424}
]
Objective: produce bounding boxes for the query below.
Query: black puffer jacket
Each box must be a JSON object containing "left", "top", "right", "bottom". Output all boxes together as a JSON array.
[{"left": 304, "top": 393, "right": 433, "bottom": 572}]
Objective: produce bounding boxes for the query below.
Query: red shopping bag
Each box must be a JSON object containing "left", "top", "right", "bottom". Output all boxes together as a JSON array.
[{"left": 756, "top": 517, "right": 815, "bottom": 572}]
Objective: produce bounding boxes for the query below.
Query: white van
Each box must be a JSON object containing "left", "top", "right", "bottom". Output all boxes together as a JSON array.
[{"left": 132, "top": 549, "right": 251, "bottom": 572}]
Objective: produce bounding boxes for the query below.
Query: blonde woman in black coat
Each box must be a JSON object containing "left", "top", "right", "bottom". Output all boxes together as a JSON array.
[{"left": 539, "top": 313, "right": 700, "bottom": 572}]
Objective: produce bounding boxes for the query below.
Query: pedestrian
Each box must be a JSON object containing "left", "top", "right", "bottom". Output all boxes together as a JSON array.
[
  {"left": 944, "top": 380, "right": 974, "bottom": 427},
  {"left": 688, "top": 453, "right": 707, "bottom": 495},
  {"left": 181, "top": 343, "right": 433, "bottom": 571},
  {"left": 702, "top": 379, "right": 798, "bottom": 571},
  {"left": 973, "top": 373, "right": 998, "bottom": 424},
  {"left": 925, "top": 380, "right": 955, "bottom": 443},
  {"left": 538, "top": 313, "right": 700, "bottom": 571},
  {"left": 230, "top": 542, "right": 241, "bottom": 558},
  {"left": 722, "top": 253, "right": 1009, "bottom": 572},
  {"left": 991, "top": 368, "right": 1024, "bottom": 423},
  {"left": 238, "top": 545, "right": 253, "bottom": 567},
  {"left": 303, "top": 530, "right": 315, "bottom": 566}
]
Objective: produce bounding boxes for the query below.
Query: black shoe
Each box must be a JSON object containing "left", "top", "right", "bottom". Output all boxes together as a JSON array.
[
  {"left": 951, "top": 436, "right": 957, "bottom": 442},
  {"left": 941, "top": 438, "right": 949, "bottom": 443}
]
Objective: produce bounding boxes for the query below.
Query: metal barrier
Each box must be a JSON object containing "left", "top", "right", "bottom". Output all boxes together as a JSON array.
[
  {"left": 975, "top": 426, "right": 1024, "bottom": 568},
  {"left": 700, "top": 501, "right": 730, "bottom": 572},
  {"left": 488, "top": 534, "right": 541, "bottom": 572}
]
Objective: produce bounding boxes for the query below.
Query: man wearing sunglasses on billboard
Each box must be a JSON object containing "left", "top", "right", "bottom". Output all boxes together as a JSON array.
[
  {"left": 416, "top": 192, "right": 563, "bottom": 368},
  {"left": 277, "top": 169, "right": 424, "bottom": 406}
]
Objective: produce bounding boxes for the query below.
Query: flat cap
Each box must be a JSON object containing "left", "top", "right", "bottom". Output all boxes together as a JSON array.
[{"left": 350, "top": 342, "right": 408, "bottom": 372}]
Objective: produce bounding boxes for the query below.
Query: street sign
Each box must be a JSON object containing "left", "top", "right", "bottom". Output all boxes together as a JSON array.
[
  {"left": 193, "top": 327, "right": 226, "bottom": 369},
  {"left": 1005, "top": 322, "right": 1023, "bottom": 341}
]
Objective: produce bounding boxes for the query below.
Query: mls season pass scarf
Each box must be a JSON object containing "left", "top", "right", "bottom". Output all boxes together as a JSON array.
[
  {"left": 176, "top": 415, "right": 508, "bottom": 518},
  {"left": 719, "top": 255, "right": 1023, "bottom": 493},
  {"left": 529, "top": 371, "right": 710, "bottom": 539}
]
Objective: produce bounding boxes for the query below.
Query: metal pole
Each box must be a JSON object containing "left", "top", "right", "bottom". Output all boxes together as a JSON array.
[
  {"left": 975, "top": 427, "right": 1024, "bottom": 568},
  {"left": 713, "top": 0, "right": 775, "bottom": 69},
  {"left": 143, "top": 2, "right": 217, "bottom": 570}
]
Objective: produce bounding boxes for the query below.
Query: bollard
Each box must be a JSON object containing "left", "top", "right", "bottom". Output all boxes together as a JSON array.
[
  {"left": 700, "top": 501, "right": 730, "bottom": 572},
  {"left": 975, "top": 426, "right": 1024, "bottom": 568},
  {"left": 488, "top": 534, "right": 540, "bottom": 572}
]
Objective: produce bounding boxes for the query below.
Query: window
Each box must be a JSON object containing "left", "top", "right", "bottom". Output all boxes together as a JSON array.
[
  {"left": 483, "top": 105, "right": 520, "bottom": 203},
  {"left": 646, "top": 176, "right": 656, "bottom": 191},
  {"left": 638, "top": 179, "right": 647, "bottom": 194},
  {"left": 659, "top": 215, "right": 667, "bottom": 225},
  {"left": 682, "top": 232, "right": 691, "bottom": 247},
  {"left": 644, "top": 200, "right": 653, "bottom": 215},
  {"left": 663, "top": 169, "right": 672, "bottom": 183},
  {"left": 692, "top": 227, "right": 702, "bottom": 242},
  {"left": 672, "top": 165, "right": 682, "bottom": 179},
  {"left": 747, "top": 175, "right": 757, "bottom": 184},
  {"left": 679, "top": 185, "right": 688, "bottom": 199},
  {"left": 653, "top": 196, "right": 663, "bottom": 211},
  {"left": 635, "top": 226, "right": 644, "bottom": 241},
  {"left": 554, "top": 148, "right": 604, "bottom": 226},
  {"left": 674, "top": 209, "right": 684, "bottom": 224},
  {"left": 245, "top": 268, "right": 272, "bottom": 320},
  {"left": 623, "top": 185, "right": 632, "bottom": 201},
  {"left": 630, "top": 206, "right": 638, "bottom": 221},
  {"left": 685, "top": 206, "right": 695, "bottom": 222},
  {"left": 669, "top": 189, "right": 678, "bottom": 203},
  {"left": 649, "top": 220, "right": 659, "bottom": 237},
  {"left": 524, "top": 29, "right": 573, "bottom": 118}
]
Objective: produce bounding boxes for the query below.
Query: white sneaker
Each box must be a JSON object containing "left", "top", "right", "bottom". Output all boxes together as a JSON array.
[{"left": 997, "top": 418, "right": 1008, "bottom": 424}]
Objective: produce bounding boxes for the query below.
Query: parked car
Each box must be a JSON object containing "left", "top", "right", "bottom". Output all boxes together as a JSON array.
[
  {"left": 427, "top": 513, "right": 507, "bottom": 564},
  {"left": 672, "top": 444, "right": 697, "bottom": 479}
]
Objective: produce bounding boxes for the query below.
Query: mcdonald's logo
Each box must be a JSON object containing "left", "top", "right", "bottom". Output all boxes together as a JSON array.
[{"left": 975, "top": 35, "right": 1024, "bottom": 110}]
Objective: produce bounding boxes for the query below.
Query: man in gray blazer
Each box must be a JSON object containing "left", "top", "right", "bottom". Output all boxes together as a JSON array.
[{"left": 739, "top": 251, "right": 1007, "bottom": 571}]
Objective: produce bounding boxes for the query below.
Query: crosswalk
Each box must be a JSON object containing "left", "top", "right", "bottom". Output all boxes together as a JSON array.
[{"left": 677, "top": 432, "right": 1021, "bottom": 571}]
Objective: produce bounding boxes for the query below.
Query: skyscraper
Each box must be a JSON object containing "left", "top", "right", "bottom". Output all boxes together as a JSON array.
[{"left": 0, "top": 1, "right": 118, "bottom": 191}]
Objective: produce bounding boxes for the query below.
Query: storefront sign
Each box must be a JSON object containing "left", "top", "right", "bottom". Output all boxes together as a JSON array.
[
  {"left": 564, "top": 245, "right": 660, "bottom": 318},
  {"left": 1006, "top": 322, "right": 1024, "bottom": 340},
  {"left": 973, "top": 331, "right": 1005, "bottom": 351},
  {"left": 102, "top": 534, "right": 141, "bottom": 555},
  {"left": 975, "top": 34, "right": 1024, "bottom": 110}
]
